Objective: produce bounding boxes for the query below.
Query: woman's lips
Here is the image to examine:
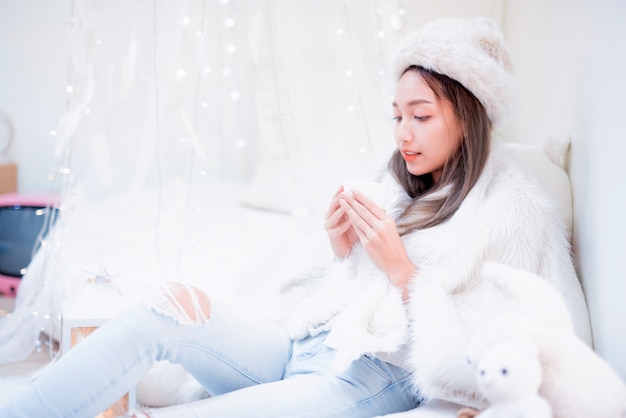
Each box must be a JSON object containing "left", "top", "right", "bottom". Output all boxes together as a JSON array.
[{"left": 402, "top": 150, "right": 419, "bottom": 162}]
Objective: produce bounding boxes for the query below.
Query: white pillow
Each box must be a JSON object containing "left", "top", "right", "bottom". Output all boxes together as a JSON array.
[
  {"left": 239, "top": 148, "right": 389, "bottom": 217},
  {"left": 238, "top": 157, "right": 296, "bottom": 215},
  {"left": 499, "top": 137, "right": 573, "bottom": 239}
]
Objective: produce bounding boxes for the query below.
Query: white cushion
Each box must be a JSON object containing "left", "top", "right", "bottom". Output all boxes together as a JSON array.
[{"left": 500, "top": 138, "right": 573, "bottom": 239}]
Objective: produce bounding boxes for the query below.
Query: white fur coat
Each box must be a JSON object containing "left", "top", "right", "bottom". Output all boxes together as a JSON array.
[
  {"left": 277, "top": 143, "right": 592, "bottom": 405},
  {"left": 402, "top": 144, "right": 592, "bottom": 407}
]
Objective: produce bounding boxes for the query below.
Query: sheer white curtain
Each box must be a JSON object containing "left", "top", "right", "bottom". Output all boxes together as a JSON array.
[
  {"left": 0, "top": 0, "right": 411, "bottom": 367},
  {"left": 56, "top": 0, "right": 408, "bottom": 200}
]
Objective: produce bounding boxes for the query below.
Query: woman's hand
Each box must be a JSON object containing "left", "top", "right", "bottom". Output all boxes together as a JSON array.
[
  {"left": 339, "top": 190, "right": 416, "bottom": 299},
  {"left": 324, "top": 186, "right": 358, "bottom": 259}
]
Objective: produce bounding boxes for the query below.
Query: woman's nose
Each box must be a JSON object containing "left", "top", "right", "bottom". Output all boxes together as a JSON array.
[{"left": 396, "top": 120, "right": 412, "bottom": 143}]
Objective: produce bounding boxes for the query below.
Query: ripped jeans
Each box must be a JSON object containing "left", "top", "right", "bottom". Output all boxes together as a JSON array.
[{"left": 0, "top": 284, "right": 420, "bottom": 418}]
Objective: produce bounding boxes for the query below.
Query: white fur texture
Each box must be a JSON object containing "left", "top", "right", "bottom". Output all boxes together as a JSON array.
[
  {"left": 274, "top": 177, "right": 413, "bottom": 373},
  {"left": 392, "top": 17, "right": 515, "bottom": 128},
  {"left": 405, "top": 145, "right": 592, "bottom": 408},
  {"left": 468, "top": 263, "right": 626, "bottom": 418},
  {"left": 475, "top": 340, "right": 552, "bottom": 418},
  {"left": 280, "top": 243, "right": 409, "bottom": 374}
]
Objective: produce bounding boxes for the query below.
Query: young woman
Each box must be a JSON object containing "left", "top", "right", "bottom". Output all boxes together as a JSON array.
[{"left": 0, "top": 17, "right": 591, "bottom": 418}]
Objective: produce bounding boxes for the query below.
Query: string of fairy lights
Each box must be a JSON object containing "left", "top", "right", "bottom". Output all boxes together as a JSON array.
[{"left": 0, "top": 0, "right": 408, "bottom": 362}]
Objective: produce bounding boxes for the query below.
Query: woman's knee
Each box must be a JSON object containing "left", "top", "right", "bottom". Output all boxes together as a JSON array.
[{"left": 146, "top": 282, "right": 212, "bottom": 325}]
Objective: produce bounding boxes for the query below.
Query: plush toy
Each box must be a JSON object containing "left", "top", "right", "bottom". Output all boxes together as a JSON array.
[
  {"left": 463, "top": 263, "right": 626, "bottom": 418},
  {"left": 472, "top": 339, "right": 552, "bottom": 418},
  {"left": 136, "top": 361, "right": 208, "bottom": 408}
]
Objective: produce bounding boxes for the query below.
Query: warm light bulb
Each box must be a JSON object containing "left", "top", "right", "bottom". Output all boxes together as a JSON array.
[
  {"left": 182, "top": 16, "right": 190, "bottom": 26},
  {"left": 390, "top": 16, "right": 402, "bottom": 30}
]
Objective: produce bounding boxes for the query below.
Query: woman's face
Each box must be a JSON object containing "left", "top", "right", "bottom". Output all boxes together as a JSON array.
[{"left": 392, "top": 70, "right": 463, "bottom": 183}]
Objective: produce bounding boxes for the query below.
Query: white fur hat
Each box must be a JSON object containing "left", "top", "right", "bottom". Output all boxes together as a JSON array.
[{"left": 393, "top": 17, "right": 515, "bottom": 129}]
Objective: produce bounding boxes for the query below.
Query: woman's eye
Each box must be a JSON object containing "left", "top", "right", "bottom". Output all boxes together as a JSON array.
[
  {"left": 414, "top": 115, "right": 430, "bottom": 121},
  {"left": 392, "top": 116, "right": 402, "bottom": 122}
]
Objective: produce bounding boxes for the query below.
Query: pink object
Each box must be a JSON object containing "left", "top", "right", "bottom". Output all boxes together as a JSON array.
[
  {"left": 0, "top": 193, "right": 59, "bottom": 207},
  {"left": 0, "top": 193, "right": 59, "bottom": 297}
]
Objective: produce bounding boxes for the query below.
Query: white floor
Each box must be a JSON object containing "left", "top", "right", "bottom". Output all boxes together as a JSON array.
[
  {"left": 0, "top": 295, "right": 54, "bottom": 376},
  {"left": 0, "top": 295, "right": 14, "bottom": 317}
]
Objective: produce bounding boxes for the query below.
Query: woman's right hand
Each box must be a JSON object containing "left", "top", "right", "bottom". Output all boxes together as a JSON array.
[{"left": 324, "top": 186, "right": 357, "bottom": 259}]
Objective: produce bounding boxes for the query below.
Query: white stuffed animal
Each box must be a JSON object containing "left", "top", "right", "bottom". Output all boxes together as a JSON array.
[
  {"left": 466, "top": 262, "right": 626, "bottom": 418},
  {"left": 474, "top": 339, "right": 551, "bottom": 418}
]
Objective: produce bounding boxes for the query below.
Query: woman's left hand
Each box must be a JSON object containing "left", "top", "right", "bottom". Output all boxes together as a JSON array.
[{"left": 339, "top": 191, "right": 416, "bottom": 299}]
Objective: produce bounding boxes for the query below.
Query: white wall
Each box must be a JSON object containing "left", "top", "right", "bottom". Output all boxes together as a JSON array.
[
  {"left": 0, "top": 0, "right": 71, "bottom": 194},
  {"left": 503, "top": 0, "right": 626, "bottom": 379},
  {"left": 572, "top": 0, "right": 626, "bottom": 379}
]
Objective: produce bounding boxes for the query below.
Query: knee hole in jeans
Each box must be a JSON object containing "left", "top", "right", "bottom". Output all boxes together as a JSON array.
[{"left": 145, "top": 282, "right": 212, "bottom": 325}]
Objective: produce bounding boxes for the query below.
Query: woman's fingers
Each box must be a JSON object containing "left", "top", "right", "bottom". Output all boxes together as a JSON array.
[
  {"left": 325, "top": 186, "right": 359, "bottom": 259},
  {"left": 325, "top": 213, "right": 352, "bottom": 236},
  {"left": 341, "top": 191, "right": 384, "bottom": 229},
  {"left": 324, "top": 186, "right": 345, "bottom": 220}
]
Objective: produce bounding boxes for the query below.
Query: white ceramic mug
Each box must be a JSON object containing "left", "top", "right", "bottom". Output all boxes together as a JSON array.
[{"left": 343, "top": 181, "right": 394, "bottom": 208}]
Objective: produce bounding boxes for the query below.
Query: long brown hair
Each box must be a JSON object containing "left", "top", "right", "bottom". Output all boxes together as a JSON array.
[{"left": 389, "top": 66, "right": 492, "bottom": 235}]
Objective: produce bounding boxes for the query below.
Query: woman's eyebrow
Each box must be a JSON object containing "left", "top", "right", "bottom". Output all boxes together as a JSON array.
[{"left": 392, "top": 99, "right": 433, "bottom": 107}]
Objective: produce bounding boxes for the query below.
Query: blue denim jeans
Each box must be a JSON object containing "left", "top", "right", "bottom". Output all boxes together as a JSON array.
[{"left": 0, "top": 301, "right": 420, "bottom": 418}]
